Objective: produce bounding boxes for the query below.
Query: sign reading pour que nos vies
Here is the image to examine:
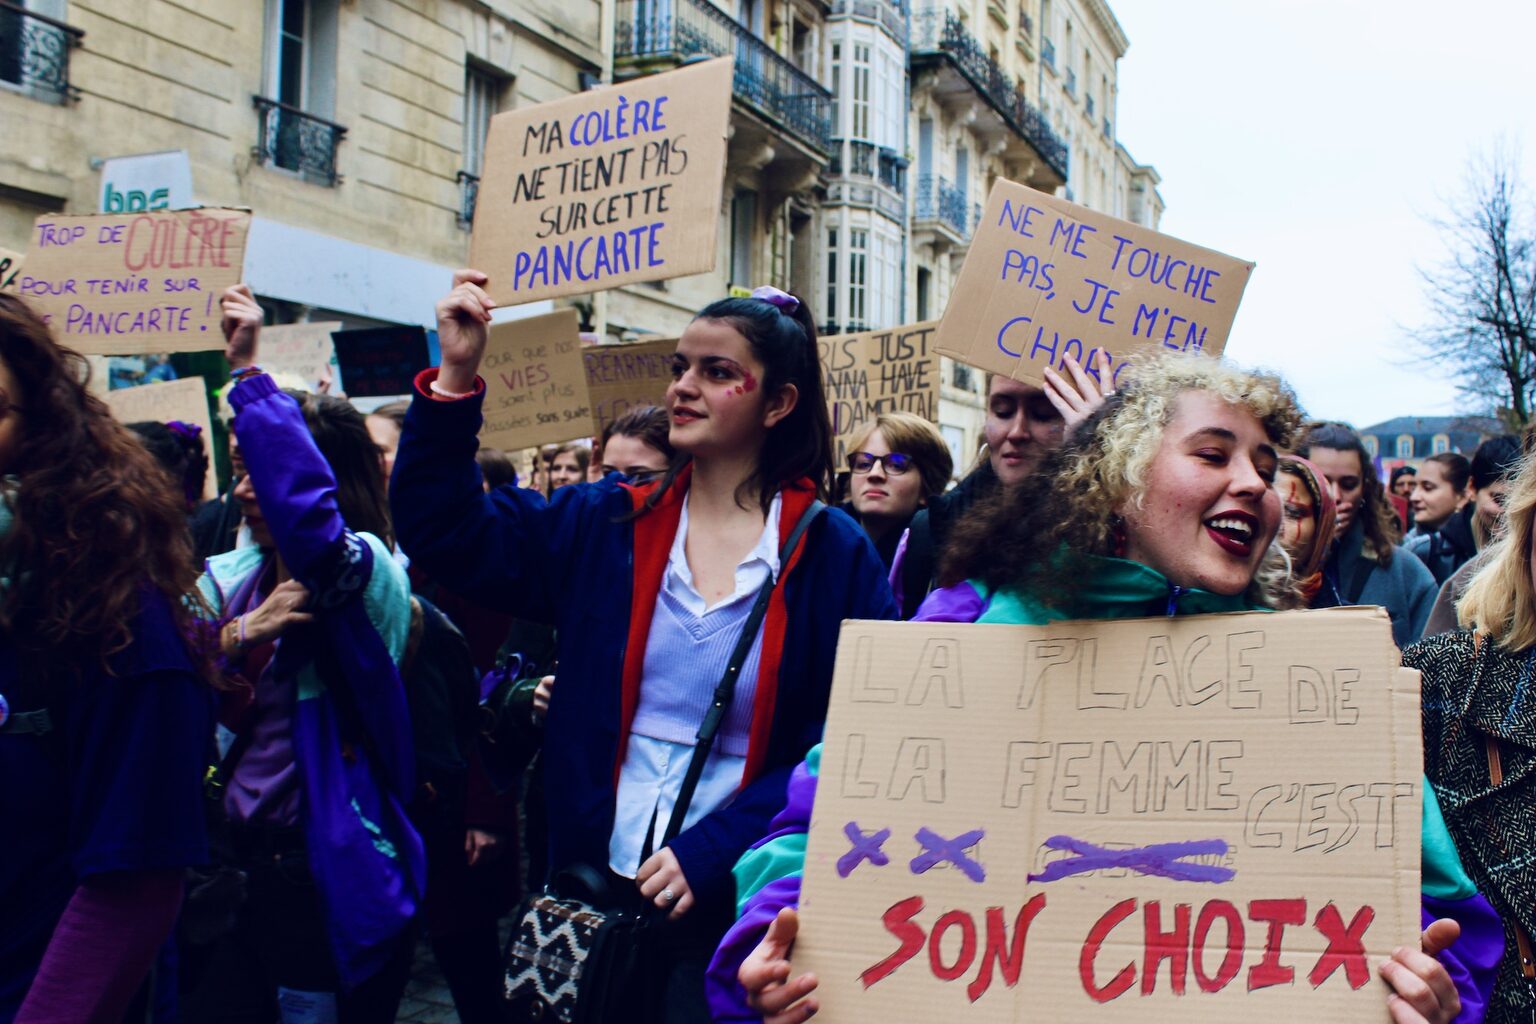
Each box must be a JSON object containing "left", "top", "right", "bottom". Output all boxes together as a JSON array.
[
  {"left": 469, "top": 58, "right": 733, "bottom": 304},
  {"left": 479, "top": 308, "right": 592, "bottom": 451},
  {"left": 794, "top": 609, "right": 1421, "bottom": 1022},
  {"left": 935, "top": 181, "right": 1252, "bottom": 389},
  {"left": 18, "top": 208, "right": 251, "bottom": 354}
]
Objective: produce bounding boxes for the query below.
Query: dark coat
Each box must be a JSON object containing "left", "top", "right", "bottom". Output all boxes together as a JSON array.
[{"left": 1405, "top": 630, "right": 1536, "bottom": 1021}]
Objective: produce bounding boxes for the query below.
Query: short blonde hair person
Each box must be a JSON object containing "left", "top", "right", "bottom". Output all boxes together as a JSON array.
[
  {"left": 1458, "top": 449, "right": 1536, "bottom": 650},
  {"left": 943, "top": 351, "right": 1305, "bottom": 610},
  {"left": 845, "top": 412, "right": 954, "bottom": 501}
]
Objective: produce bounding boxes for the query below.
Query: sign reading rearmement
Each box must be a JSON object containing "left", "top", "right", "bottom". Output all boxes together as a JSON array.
[
  {"left": 584, "top": 337, "right": 676, "bottom": 436},
  {"left": 794, "top": 609, "right": 1420, "bottom": 1022},
  {"left": 469, "top": 58, "right": 733, "bottom": 303},
  {"left": 936, "top": 181, "right": 1252, "bottom": 387},
  {"left": 819, "top": 321, "right": 941, "bottom": 468},
  {"left": 18, "top": 208, "right": 251, "bottom": 355}
]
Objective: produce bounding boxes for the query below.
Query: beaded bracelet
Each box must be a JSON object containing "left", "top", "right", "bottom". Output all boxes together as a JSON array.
[{"left": 429, "top": 378, "right": 476, "bottom": 400}]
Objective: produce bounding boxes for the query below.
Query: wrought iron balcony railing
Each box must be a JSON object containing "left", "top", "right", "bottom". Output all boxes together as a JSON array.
[
  {"left": 829, "top": 138, "right": 907, "bottom": 196},
  {"left": 457, "top": 170, "right": 480, "bottom": 228},
  {"left": 0, "top": 1, "right": 83, "bottom": 102},
  {"left": 615, "top": 0, "right": 833, "bottom": 156},
  {"left": 828, "top": 0, "right": 907, "bottom": 45},
  {"left": 911, "top": 10, "right": 1068, "bottom": 180},
  {"left": 253, "top": 97, "right": 347, "bottom": 186},
  {"left": 913, "top": 173, "right": 969, "bottom": 238}
]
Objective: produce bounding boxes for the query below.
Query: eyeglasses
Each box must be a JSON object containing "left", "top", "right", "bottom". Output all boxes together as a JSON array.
[{"left": 849, "top": 451, "right": 915, "bottom": 475}]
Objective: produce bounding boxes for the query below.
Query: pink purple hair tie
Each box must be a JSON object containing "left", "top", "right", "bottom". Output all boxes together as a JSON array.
[{"left": 750, "top": 285, "right": 800, "bottom": 314}]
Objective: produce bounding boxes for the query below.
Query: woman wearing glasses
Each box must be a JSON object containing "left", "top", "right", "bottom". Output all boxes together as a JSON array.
[{"left": 842, "top": 412, "right": 952, "bottom": 571}]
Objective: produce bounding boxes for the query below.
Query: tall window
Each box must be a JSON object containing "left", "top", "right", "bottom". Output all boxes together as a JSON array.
[
  {"left": 918, "top": 118, "right": 933, "bottom": 176},
  {"left": 825, "top": 227, "right": 838, "bottom": 324},
  {"left": 916, "top": 266, "right": 931, "bottom": 321},
  {"left": 265, "top": 0, "right": 337, "bottom": 116},
  {"left": 730, "top": 189, "right": 757, "bottom": 287},
  {"left": 848, "top": 228, "right": 868, "bottom": 327},
  {"left": 830, "top": 43, "right": 841, "bottom": 135},
  {"left": 463, "top": 66, "right": 500, "bottom": 177},
  {"left": 1432, "top": 434, "right": 1450, "bottom": 454},
  {"left": 851, "top": 43, "right": 871, "bottom": 140},
  {"left": 955, "top": 145, "right": 969, "bottom": 203},
  {"left": 877, "top": 45, "right": 902, "bottom": 149},
  {"left": 1396, "top": 435, "right": 1414, "bottom": 459}
]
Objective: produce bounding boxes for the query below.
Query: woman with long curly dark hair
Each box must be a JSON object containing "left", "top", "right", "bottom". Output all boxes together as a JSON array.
[{"left": 0, "top": 294, "right": 212, "bottom": 1023}]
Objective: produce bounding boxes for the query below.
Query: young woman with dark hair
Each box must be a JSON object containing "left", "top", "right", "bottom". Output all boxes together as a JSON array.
[
  {"left": 1409, "top": 452, "right": 1471, "bottom": 540},
  {"left": 183, "top": 287, "right": 423, "bottom": 1021},
  {"left": 1299, "top": 421, "right": 1436, "bottom": 645},
  {"left": 600, "top": 405, "right": 675, "bottom": 484},
  {"left": 0, "top": 295, "right": 212, "bottom": 1024},
  {"left": 1411, "top": 436, "right": 1523, "bottom": 588},
  {"left": 128, "top": 419, "right": 210, "bottom": 514},
  {"left": 548, "top": 441, "right": 590, "bottom": 491},
  {"left": 391, "top": 272, "right": 896, "bottom": 1022},
  {"left": 475, "top": 446, "right": 519, "bottom": 491}
]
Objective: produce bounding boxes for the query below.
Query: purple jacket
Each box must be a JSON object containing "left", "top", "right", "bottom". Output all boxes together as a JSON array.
[{"left": 200, "top": 373, "right": 424, "bottom": 989}]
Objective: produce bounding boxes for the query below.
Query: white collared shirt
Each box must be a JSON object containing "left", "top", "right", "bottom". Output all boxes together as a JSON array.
[{"left": 608, "top": 491, "right": 783, "bottom": 877}]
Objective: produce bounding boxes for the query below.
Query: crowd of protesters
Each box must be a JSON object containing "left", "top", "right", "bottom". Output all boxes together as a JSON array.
[{"left": 2, "top": 272, "right": 1534, "bottom": 1024}]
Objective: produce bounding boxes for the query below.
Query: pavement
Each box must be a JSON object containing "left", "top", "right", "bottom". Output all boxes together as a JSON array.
[{"left": 396, "top": 939, "right": 460, "bottom": 1023}]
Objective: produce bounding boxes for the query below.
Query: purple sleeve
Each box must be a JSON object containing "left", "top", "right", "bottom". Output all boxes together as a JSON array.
[
  {"left": 228, "top": 373, "right": 348, "bottom": 586},
  {"left": 15, "top": 870, "right": 184, "bottom": 1024},
  {"left": 1423, "top": 893, "right": 1503, "bottom": 1024},
  {"left": 912, "top": 580, "right": 988, "bottom": 622},
  {"left": 706, "top": 876, "right": 803, "bottom": 1023}
]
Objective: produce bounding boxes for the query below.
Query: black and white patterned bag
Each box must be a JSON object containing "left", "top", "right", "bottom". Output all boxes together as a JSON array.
[{"left": 503, "top": 873, "right": 656, "bottom": 1024}]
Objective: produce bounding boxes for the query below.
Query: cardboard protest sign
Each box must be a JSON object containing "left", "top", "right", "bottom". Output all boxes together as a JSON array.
[
  {"left": 17, "top": 209, "right": 251, "bottom": 354},
  {"left": 259, "top": 321, "right": 342, "bottom": 393},
  {"left": 820, "top": 321, "right": 941, "bottom": 467},
  {"left": 794, "top": 609, "right": 1420, "bottom": 1022},
  {"left": 332, "top": 325, "right": 431, "bottom": 399},
  {"left": 0, "top": 246, "right": 22, "bottom": 292},
  {"left": 584, "top": 337, "right": 676, "bottom": 435},
  {"left": 480, "top": 308, "right": 593, "bottom": 451},
  {"left": 469, "top": 58, "right": 732, "bottom": 303},
  {"left": 936, "top": 181, "right": 1252, "bottom": 387},
  {"left": 104, "top": 377, "right": 218, "bottom": 500}
]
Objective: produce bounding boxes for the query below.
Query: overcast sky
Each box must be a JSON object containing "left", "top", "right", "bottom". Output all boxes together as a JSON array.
[{"left": 1109, "top": 0, "right": 1536, "bottom": 428}]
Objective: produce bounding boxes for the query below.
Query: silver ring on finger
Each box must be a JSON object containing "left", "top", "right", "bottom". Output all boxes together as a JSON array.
[{"left": 661, "top": 888, "right": 676, "bottom": 903}]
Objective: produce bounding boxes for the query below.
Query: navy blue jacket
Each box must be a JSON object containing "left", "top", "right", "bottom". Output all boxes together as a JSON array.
[{"left": 390, "top": 379, "right": 898, "bottom": 905}]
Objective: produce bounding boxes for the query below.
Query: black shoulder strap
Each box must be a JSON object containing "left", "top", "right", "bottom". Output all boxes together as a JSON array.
[
  {"left": 649, "top": 499, "right": 824, "bottom": 856},
  {"left": 899, "top": 508, "right": 936, "bottom": 620}
]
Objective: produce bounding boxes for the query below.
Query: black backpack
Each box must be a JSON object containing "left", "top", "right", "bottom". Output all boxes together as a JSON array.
[{"left": 398, "top": 594, "right": 484, "bottom": 838}]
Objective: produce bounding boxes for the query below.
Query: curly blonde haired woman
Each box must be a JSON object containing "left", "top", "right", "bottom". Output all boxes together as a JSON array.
[
  {"left": 709, "top": 352, "right": 1498, "bottom": 1024},
  {"left": 1406, "top": 448, "right": 1536, "bottom": 1023}
]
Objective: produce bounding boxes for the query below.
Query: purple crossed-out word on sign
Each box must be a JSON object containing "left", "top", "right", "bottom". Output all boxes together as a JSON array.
[
  {"left": 1027, "top": 835, "right": 1235, "bottom": 885},
  {"left": 837, "top": 822, "right": 891, "bottom": 878},
  {"left": 910, "top": 827, "right": 986, "bottom": 884}
]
